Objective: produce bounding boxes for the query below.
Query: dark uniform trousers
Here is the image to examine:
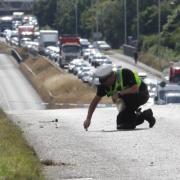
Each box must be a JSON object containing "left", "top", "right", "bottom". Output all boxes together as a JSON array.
[{"left": 116, "top": 83, "right": 149, "bottom": 129}]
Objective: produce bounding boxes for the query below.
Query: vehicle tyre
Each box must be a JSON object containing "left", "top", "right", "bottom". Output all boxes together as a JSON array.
[{"left": 59, "top": 60, "right": 64, "bottom": 68}]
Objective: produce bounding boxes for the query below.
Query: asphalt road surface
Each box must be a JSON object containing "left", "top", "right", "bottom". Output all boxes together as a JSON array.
[
  {"left": 8, "top": 106, "right": 180, "bottom": 180},
  {"left": 1, "top": 53, "right": 180, "bottom": 180},
  {"left": 0, "top": 53, "right": 45, "bottom": 111}
]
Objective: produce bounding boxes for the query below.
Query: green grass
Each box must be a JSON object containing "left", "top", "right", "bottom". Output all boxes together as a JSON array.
[{"left": 0, "top": 109, "right": 45, "bottom": 180}]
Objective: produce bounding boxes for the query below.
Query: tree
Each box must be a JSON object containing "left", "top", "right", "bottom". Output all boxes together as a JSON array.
[
  {"left": 33, "top": 0, "right": 58, "bottom": 28},
  {"left": 98, "top": 0, "right": 124, "bottom": 47},
  {"left": 32, "top": 0, "right": 180, "bottom": 52},
  {"left": 161, "top": 6, "right": 180, "bottom": 50}
]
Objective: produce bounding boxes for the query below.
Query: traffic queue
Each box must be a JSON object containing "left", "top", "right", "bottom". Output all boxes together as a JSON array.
[{"left": 1, "top": 12, "right": 180, "bottom": 105}]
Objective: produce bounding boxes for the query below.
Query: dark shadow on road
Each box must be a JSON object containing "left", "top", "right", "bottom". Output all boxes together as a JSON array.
[{"left": 89, "top": 127, "right": 149, "bottom": 133}]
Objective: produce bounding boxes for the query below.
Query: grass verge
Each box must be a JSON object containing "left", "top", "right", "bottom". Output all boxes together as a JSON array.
[
  {"left": 0, "top": 42, "right": 12, "bottom": 54},
  {"left": 0, "top": 109, "right": 44, "bottom": 180}
]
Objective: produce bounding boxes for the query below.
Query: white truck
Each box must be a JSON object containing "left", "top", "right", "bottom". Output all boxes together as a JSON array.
[
  {"left": 39, "top": 30, "right": 58, "bottom": 54},
  {"left": 12, "top": 12, "right": 24, "bottom": 21}
]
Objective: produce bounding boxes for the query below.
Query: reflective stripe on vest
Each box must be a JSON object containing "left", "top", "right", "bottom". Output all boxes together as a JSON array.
[{"left": 105, "top": 69, "right": 141, "bottom": 97}]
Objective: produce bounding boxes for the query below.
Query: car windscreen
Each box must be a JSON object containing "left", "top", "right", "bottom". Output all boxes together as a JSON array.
[
  {"left": 62, "top": 45, "right": 81, "bottom": 53},
  {"left": 166, "top": 96, "right": 180, "bottom": 104},
  {"left": 44, "top": 42, "right": 57, "bottom": 47}
]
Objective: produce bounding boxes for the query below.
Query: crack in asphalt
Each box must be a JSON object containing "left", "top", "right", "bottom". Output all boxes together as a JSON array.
[{"left": 40, "top": 159, "right": 70, "bottom": 166}]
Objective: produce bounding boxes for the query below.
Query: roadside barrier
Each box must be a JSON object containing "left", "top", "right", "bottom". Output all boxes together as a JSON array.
[{"left": 11, "top": 49, "right": 22, "bottom": 63}]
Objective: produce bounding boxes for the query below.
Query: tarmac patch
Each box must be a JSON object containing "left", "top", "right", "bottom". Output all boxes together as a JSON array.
[{"left": 40, "top": 159, "right": 69, "bottom": 166}]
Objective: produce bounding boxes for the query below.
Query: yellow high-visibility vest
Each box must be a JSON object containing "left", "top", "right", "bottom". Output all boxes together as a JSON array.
[{"left": 105, "top": 69, "right": 141, "bottom": 97}]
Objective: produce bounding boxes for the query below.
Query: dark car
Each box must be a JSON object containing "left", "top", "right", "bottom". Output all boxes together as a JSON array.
[{"left": 154, "top": 82, "right": 180, "bottom": 105}]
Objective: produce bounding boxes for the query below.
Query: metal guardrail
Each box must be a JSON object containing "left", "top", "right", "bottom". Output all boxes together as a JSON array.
[
  {"left": 123, "top": 44, "right": 136, "bottom": 57},
  {"left": 11, "top": 49, "right": 22, "bottom": 63}
]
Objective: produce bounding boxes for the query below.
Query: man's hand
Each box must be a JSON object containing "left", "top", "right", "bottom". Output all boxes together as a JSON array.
[
  {"left": 83, "top": 119, "right": 91, "bottom": 131},
  {"left": 83, "top": 95, "right": 101, "bottom": 131}
]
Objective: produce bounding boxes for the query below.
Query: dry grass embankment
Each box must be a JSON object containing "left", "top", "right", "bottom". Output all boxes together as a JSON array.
[
  {"left": 0, "top": 42, "right": 12, "bottom": 54},
  {"left": 0, "top": 109, "right": 44, "bottom": 179},
  {"left": 110, "top": 48, "right": 171, "bottom": 71},
  {"left": 0, "top": 41, "right": 111, "bottom": 108},
  {"left": 19, "top": 52, "right": 112, "bottom": 108},
  {"left": 138, "top": 52, "right": 170, "bottom": 71}
]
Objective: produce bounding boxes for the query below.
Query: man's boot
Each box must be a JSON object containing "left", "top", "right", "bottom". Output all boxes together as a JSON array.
[
  {"left": 142, "top": 109, "right": 156, "bottom": 128},
  {"left": 117, "top": 109, "right": 136, "bottom": 130}
]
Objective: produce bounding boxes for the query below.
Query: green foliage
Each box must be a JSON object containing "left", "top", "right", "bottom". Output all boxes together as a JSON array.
[
  {"left": 174, "top": 28, "right": 180, "bottom": 52},
  {"left": 32, "top": 0, "right": 180, "bottom": 57},
  {"left": 140, "top": 5, "right": 158, "bottom": 35},
  {"left": 97, "top": 0, "right": 124, "bottom": 47},
  {"left": 33, "top": 0, "right": 58, "bottom": 28},
  {"left": 141, "top": 35, "right": 158, "bottom": 51},
  {"left": 161, "top": 6, "right": 180, "bottom": 50},
  {"left": 142, "top": 36, "right": 178, "bottom": 65}
]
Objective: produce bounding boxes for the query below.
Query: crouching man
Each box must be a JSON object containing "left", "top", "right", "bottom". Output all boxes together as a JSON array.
[{"left": 83, "top": 65, "right": 156, "bottom": 130}]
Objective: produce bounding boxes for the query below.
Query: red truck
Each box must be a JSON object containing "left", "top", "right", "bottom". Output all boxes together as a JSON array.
[
  {"left": 169, "top": 66, "right": 180, "bottom": 83},
  {"left": 18, "top": 25, "right": 35, "bottom": 37},
  {"left": 58, "top": 35, "right": 82, "bottom": 68},
  {"left": 18, "top": 25, "right": 35, "bottom": 45}
]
